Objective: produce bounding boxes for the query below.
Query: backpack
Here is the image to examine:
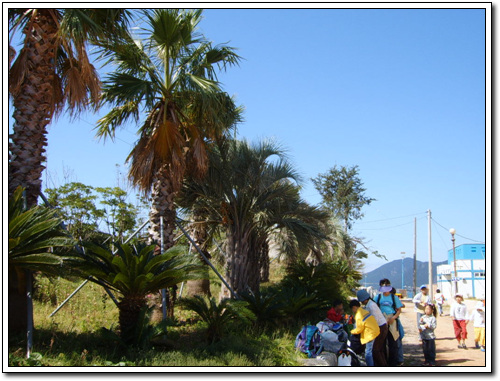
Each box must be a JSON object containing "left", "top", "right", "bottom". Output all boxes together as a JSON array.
[{"left": 294, "top": 325, "right": 323, "bottom": 358}]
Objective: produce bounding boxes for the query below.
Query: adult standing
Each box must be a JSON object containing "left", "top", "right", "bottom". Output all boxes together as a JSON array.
[
  {"left": 375, "top": 279, "right": 403, "bottom": 366},
  {"left": 412, "top": 285, "right": 431, "bottom": 331},
  {"left": 357, "top": 289, "right": 388, "bottom": 367},
  {"left": 450, "top": 293, "right": 469, "bottom": 348}
]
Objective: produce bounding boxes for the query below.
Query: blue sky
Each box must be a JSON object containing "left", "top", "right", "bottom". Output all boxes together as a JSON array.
[{"left": 7, "top": 5, "right": 488, "bottom": 274}]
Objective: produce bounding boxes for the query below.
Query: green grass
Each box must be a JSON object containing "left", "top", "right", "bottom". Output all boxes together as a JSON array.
[{"left": 9, "top": 275, "right": 303, "bottom": 367}]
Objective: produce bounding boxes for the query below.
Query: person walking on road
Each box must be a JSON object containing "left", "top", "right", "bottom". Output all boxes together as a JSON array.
[
  {"left": 357, "top": 289, "right": 388, "bottom": 367},
  {"left": 434, "top": 289, "right": 446, "bottom": 317},
  {"left": 470, "top": 301, "right": 485, "bottom": 351},
  {"left": 450, "top": 293, "right": 469, "bottom": 349}
]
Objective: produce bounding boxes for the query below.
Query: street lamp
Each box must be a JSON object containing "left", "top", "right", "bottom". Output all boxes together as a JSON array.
[{"left": 449, "top": 228, "right": 457, "bottom": 296}]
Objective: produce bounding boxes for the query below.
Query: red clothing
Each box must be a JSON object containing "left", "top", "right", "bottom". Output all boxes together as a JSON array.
[
  {"left": 327, "top": 307, "right": 343, "bottom": 322},
  {"left": 453, "top": 319, "right": 468, "bottom": 340}
]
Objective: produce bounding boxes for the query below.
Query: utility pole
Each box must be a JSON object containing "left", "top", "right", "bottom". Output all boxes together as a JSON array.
[
  {"left": 428, "top": 210, "right": 433, "bottom": 294},
  {"left": 413, "top": 217, "right": 417, "bottom": 296}
]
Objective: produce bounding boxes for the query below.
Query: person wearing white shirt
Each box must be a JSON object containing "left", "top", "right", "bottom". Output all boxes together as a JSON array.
[
  {"left": 469, "top": 301, "right": 485, "bottom": 351},
  {"left": 412, "top": 285, "right": 431, "bottom": 330},
  {"left": 450, "top": 293, "right": 469, "bottom": 349}
]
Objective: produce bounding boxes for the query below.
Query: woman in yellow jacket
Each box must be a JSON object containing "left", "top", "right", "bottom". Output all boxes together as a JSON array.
[{"left": 349, "top": 299, "right": 380, "bottom": 366}]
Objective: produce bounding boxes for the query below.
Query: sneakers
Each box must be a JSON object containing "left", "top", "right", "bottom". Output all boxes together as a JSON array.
[
  {"left": 458, "top": 343, "right": 467, "bottom": 349},
  {"left": 481, "top": 347, "right": 485, "bottom": 352}
]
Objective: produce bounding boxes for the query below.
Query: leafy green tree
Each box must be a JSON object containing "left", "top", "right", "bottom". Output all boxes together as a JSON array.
[
  {"left": 45, "top": 182, "right": 104, "bottom": 240},
  {"left": 95, "top": 186, "right": 138, "bottom": 241},
  {"left": 312, "top": 165, "right": 375, "bottom": 232},
  {"left": 66, "top": 242, "right": 205, "bottom": 344},
  {"left": 96, "top": 9, "right": 241, "bottom": 249}
]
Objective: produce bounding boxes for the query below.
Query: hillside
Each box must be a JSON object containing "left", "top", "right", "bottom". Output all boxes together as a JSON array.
[{"left": 362, "top": 257, "right": 447, "bottom": 291}]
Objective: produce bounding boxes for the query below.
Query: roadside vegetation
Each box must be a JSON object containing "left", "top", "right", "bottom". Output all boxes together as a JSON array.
[{"left": 8, "top": 8, "right": 378, "bottom": 367}]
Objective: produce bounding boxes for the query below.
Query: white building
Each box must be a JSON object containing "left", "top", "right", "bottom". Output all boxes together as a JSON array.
[{"left": 436, "top": 243, "right": 485, "bottom": 300}]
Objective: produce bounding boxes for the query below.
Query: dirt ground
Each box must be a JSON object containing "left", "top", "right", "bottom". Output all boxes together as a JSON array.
[{"left": 398, "top": 298, "right": 487, "bottom": 367}]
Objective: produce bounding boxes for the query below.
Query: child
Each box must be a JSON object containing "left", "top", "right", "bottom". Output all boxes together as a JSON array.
[
  {"left": 419, "top": 303, "right": 437, "bottom": 366},
  {"left": 450, "top": 293, "right": 469, "bottom": 348},
  {"left": 434, "top": 289, "right": 446, "bottom": 316},
  {"left": 469, "top": 301, "right": 485, "bottom": 351},
  {"left": 349, "top": 299, "right": 380, "bottom": 367}
]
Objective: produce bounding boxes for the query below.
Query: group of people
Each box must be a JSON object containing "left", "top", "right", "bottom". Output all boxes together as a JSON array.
[{"left": 327, "top": 280, "right": 486, "bottom": 367}]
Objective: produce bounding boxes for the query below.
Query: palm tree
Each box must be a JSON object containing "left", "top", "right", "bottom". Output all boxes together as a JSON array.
[
  {"left": 179, "top": 139, "right": 328, "bottom": 295},
  {"left": 96, "top": 9, "right": 241, "bottom": 248},
  {"left": 8, "top": 8, "right": 132, "bottom": 207},
  {"left": 67, "top": 241, "right": 205, "bottom": 344},
  {"left": 8, "top": 186, "right": 75, "bottom": 333}
]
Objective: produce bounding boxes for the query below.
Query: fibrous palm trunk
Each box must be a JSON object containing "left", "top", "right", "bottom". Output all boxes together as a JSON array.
[
  {"left": 9, "top": 11, "right": 57, "bottom": 207},
  {"left": 148, "top": 167, "right": 177, "bottom": 249},
  {"left": 222, "top": 226, "right": 259, "bottom": 297},
  {"left": 185, "top": 211, "right": 211, "bottom": 297},
  {"left": 148, "top": 166, "right": 178, "bottom": 317},
  {"left": 9, "top": 11, "right": 58, "bottom": 335}
]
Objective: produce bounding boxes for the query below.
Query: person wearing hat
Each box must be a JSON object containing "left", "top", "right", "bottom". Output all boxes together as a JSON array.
[
  {"left": 469, "top": 300, "right": 485, "bottom": 351},
  {"left": 356, "top": 289, "right": 388, "bottom": 366},
  {"left": 375, "top": 279, "right": 404, "bottom": 366},
  {"left": 412, "top": 285, "right": 431, "bottom": 333},
  {"left": 450, "top": 293, "right": 469, "bottom": 348}
]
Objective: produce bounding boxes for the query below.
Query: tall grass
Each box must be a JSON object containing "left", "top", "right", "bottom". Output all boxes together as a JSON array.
[{"left": 9, "top": 275, "right": 303, "bottom": 367}]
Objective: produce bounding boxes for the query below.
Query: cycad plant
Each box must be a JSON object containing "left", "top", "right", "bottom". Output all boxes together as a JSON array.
[
  {"left": 179, "top": 295, "right": 255, "bottom": 343},
  {"left": 67, "top": 241, "right": 205, "bottom": 344},
  {"left": 8, "top": 186, "right": 76, "bottom": 333},
  {"left": 238, "top": 289, "right": 284, "bottom": 328}
]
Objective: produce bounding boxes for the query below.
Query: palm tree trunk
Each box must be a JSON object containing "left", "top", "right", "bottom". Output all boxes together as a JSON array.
[
  {"left": 148, "top": 167, "right": 176, "bottom": 249},
  {"left": 185, "top": 211, "right": 211, "bottom": 297},
  {"left": 9, "top": 10, "right": 58, "bottom": 207},
  {"left": 259, "top": 240, "right": 270, "bottom": 283},
  {"left": 223, "top": 227, "right": 256, "bottom": 296},
  {"left": 148, "top": 167, "right": 178, "bottom": 317},
  {"left": 8, "top": 11, "right": 58, "bottom": 336}
]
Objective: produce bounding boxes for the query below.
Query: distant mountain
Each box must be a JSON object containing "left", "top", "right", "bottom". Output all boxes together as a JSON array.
[{"left": 361, "top": 257, "right": 447, "bottom": 291}]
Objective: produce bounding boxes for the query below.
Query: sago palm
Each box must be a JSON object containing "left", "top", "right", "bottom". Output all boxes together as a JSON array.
[
  {"left": 67, "top": 241, "right": 205, "bottom": 343},
  {"left": 96, "top": 9, "right": 241, "bottom": 248},
  {"left": 8, "top": 186, "right": 76, "bottom": 333},
  {"left": 179, "top": 295, "right": 255, "bottom": 343}
]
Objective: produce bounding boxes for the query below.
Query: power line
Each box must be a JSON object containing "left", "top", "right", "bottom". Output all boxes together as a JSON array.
[
  {"left": 357, "top": 211, "right": 427, "bottom": 224},
  {"left": 431, "top": 217, "right": 485, "bottom": 244},
  {"left": 359, "top": 216, "right": 426, "bottom": 231}
]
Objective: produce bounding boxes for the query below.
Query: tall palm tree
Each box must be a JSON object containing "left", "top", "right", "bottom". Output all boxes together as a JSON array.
[
  {"left": 179, "top": 139, "right": 329, "bottom": 295},
  {"left": 8, "top": 8, "right": 132, "bottom": 207},
  {"left": 96, "top": 9, "right": 241, "bottom": 249}
]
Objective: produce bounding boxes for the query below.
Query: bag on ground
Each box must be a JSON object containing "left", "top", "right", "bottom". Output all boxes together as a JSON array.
[{"left": 295, "top": 325, "right": 323, "bottom": 358}]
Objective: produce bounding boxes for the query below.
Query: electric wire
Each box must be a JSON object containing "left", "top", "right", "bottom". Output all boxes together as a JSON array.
[{"left": 431, "top": 217, "right": 485, "bottom": 244}]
